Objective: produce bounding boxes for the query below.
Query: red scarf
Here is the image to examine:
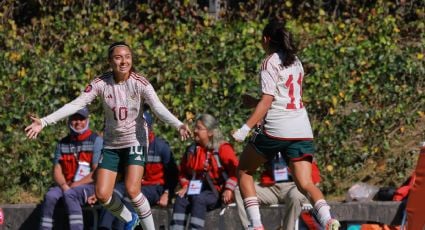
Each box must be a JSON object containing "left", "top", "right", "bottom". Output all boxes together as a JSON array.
[{"left": 70, "top": 129, "right": 93, "bottom": 142}]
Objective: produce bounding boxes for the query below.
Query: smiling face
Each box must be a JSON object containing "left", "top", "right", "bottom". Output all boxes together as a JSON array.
[
  {"left": 69, "top": 114, "right": 88, "bottom": 132},
  {"left": 193, "top": 120, "right": 212, "bottom": 148},
  {"left": 109, "top": 46, "right": 133, "bottom": 78}
]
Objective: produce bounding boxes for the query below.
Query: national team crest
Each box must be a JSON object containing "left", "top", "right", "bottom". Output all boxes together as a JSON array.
[{"left": 84, "top": 84, "right": 92, "bottom": 93}]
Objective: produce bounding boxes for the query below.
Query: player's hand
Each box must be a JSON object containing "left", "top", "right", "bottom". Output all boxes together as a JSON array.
[
  {"left": 178, "top": 124, "right": 192, "bottom": 141},
  {"left": 232, "top": 124, "right": 251, "bottom": 142},
  {"left": 25, "top": 116, "right": 44, "bottom": 139},
  {"left": 222, "top": 189, "right": 234, "bottom": 205}
]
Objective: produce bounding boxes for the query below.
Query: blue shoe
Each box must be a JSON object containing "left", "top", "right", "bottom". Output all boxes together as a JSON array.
[{"left": 124, "top": 212, "right": 140, "bottom": 230}]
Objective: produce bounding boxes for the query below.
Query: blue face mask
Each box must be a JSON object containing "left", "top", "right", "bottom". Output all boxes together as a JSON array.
[{"left": 69, "top": 119, "right": 90, "bottom": 135}]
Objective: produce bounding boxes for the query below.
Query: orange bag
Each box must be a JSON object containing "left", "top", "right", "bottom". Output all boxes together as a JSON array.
[{"left": 361, "top": 224, "right": 400, "bottom": 230}]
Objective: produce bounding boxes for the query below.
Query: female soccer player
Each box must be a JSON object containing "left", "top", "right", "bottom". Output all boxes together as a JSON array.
[
  {"left": 232, "top": 21, "right": 340, "bottom": 230},
  {"left": 25, "top": 41, "right": 190, "bottom": 230}
]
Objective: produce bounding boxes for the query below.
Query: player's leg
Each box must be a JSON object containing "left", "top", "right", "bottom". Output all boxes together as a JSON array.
[
  {"left": 125, "top": 145, "right": 154, "bottom": 230},
  {"left": 237, "top": 143, "right": 267, "bottom": 229},
  {"left": 98, "top": 182, "right": 126, "bottom": 230},
  {"left": 290, "top": 160, "right": 339, "bottom": 229},
  {"left": 234, "top": 186, "right": 250, "bottom": 229},
  {"left": 96, "top": 149, "right": 134, "bottom": 226}
]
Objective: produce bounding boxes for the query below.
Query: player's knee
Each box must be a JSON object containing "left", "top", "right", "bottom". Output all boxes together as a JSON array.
[
  {"left": 296, "top": 180, "right": 315, "bottom": 194},
  {"left": 95, "top": 187, "right": 111, "bottom": 204},
  {"left": 125, "top": 184, "right": 141, "bottom": 199}
]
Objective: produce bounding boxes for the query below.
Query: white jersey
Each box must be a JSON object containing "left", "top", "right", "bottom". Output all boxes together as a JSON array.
[
  {"left": 260, "top": 53, "right": 313, "bottom": 139},
  {"left": 41, "top": 71, "right": 183, "bottom": 149}
]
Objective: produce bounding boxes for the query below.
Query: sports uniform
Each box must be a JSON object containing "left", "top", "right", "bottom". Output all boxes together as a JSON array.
[
  {"left": 41, "top": 71, "right": 183, "bottom": 151},
  {"left": 252, "top": 53, "right": 315, "bottom": 161},
  {"left": 98, "top": 128, "right": 179, "bottom": 229},
  {"left": 39, "top": 71, "right": 184, "bottom": 230},
  {"left": 240, "top": 52, "right": 338, "bottom": 229},
  {"left": 233, "top": 22, "right": 339, "bottom": 230},
  {"left": 170, "top": 142, "right": 238, "bottom": 230}
]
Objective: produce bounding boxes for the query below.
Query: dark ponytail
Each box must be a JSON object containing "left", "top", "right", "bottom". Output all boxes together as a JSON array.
[{"left": 263, "top": 21, "right": 297, "bottom": 67}]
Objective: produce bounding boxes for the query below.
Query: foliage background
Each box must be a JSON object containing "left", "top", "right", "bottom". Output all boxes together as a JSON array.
[{"left": 0, "top": 0, "right": 423, "bottom": 203}]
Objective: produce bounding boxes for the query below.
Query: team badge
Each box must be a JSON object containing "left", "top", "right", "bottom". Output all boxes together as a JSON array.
[{"left": 84, "top": 84, "right": 92, "bottom": 93}]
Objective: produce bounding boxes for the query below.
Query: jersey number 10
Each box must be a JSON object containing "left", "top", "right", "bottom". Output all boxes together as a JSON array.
[{"left": 112, "top": 106, "right": 128, "bottom": 121}]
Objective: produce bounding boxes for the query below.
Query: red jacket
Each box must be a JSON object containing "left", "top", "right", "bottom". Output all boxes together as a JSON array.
[
  {"left": 260, "top": 161, "right": 321, "bottom": 186},
  {"left": 142, "top": 133, "right": 178, "bottom": 193},
  {"left": 56, "top": 129, "right": 99, "bottom": 183},
  {"left": 179, "top": 142, "right": 239, "bottom": 193}
]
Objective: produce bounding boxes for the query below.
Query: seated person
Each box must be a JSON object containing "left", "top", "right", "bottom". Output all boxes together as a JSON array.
[
  {"left": 235, "top": 157, "right": 322, "bottom": 230},
  {"left": 40, "top": 107, "right": 103, "bottom": 230},
  {"left": 170, "top": 114, "right": 239, "bottom": 230},
  {"left": 98, "top": 111, "right": 179, "bottom": 229}
]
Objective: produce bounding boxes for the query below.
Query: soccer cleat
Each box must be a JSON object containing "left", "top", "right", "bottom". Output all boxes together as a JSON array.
[
  {"left": 124, "top": 212, "right": 140, "bottom": 230},
  {"left": 326, "top": 219, "right": 340, "bottom": 230}
]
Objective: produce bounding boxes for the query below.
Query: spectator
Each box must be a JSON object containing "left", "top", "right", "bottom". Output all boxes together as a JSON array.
[
  {"left": 40, "top": 107, "right": 103, "bottom": 230},
  {"left": 98, "top": 111, "right": 179, "bottom": 229},
  {"left": 235, "top": 159, "right": 322, "bottom": 230},
  {"left": 170, "top": 114, "right": 239, "bottom": 230}
]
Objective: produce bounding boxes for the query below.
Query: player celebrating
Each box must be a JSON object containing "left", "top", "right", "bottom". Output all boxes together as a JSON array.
[
  {"left": 25, "top": 41, "right": 191, "bottom": 230},
  {"left": 232, "top": 21, "right": 340, "bottom": 230}
]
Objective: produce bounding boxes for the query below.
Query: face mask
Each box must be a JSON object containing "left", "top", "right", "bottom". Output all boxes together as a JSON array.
[{"left": 69, "top": 119, "right": 90, "bottom": 135}]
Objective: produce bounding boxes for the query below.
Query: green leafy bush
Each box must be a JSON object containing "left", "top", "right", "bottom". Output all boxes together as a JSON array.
[{"left": 0, "top": 1, "right": 423, "bottom": 202}]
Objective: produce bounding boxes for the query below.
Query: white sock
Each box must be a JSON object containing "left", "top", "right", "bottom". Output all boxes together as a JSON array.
[
  {"left": 102, "top": 194, "right": 132, "bottom": 222},
  {"left": 243, "top": 197, "right": 262, "bottom": 228},
  {"left": 131, "top": 193, "right": 155, "bottom": 229},
  {"left": 314, "top": 199, "right": 332, "bottom": 227}
]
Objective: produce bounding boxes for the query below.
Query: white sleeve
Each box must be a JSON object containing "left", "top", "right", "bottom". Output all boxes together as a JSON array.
[
  {"left": 142, "top": 84, "right": 183, "bottom": 129},
  {"left": 41, "top": 84, "right": 98, "bottom": 127},
  {"left": 261, "top": 69, "right": 277, "bottom": 96}
]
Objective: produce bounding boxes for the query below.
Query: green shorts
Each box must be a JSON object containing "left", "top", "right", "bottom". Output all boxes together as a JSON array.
[
  {"left": 99, "top": 145, "right": 147, "bottom": 172},
  {"left": 249, "top": 128, "right": 315, "bottom": 162}
]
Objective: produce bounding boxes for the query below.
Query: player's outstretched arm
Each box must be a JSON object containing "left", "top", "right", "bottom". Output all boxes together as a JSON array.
[{"left": 25, "top": 116, "right": 43, "bottom": 139}]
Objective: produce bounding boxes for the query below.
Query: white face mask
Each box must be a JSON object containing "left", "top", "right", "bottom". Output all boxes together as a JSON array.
[{"left": 69, "top": 119, "right": 90, "bottom": 135}]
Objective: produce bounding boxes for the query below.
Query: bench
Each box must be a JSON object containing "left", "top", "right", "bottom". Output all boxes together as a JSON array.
[{"left": 0, "top": 201, "right": 404, "bottom": 230}]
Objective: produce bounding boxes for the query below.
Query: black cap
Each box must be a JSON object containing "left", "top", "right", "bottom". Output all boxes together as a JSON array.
[{"left": 74, "top": 107, "right": 89, "bottom": 119}]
